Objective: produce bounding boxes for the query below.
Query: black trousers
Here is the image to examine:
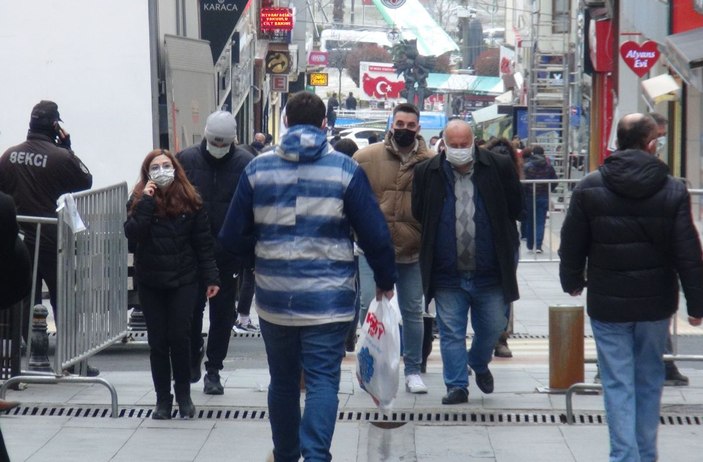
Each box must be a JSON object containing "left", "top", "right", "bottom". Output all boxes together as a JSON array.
[
  {"left": 139, "top": 282, "right": 198, "bottom": 399},
  {"left": 237, "top": 267, "right": 255, "bottom": 317},
  {"left": 190, "top": 270, "right": 238, "bottom": 371}
]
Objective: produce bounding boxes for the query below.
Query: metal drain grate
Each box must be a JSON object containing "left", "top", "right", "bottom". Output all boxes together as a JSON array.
[
  {"left": 121, "top": 331, "right": 262, "bottom": 341},
  {"left": 5, "top": 406, "right": 702, "bottom": 426},
  {"left": 59, "top": 332, "right": 701, "bottom": 341},
  {"left": 5, "top": 405, "right": 269, "bottom": 420},
  {"left": 337, "top": 410, "right": 588, "bottom": 425}
]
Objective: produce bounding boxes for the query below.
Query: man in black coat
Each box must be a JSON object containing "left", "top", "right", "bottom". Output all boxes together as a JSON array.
[
  {"left": 345, "top": 92, "right": 357, "bottom": 111},
  {"left": 559, "top": 113, "right": 703, "bottom": 462},
  {"left": 327, "top": 93, "right": 339, "bottom": 132},
  {"left": 412, "top": 119, "right": 522, "bottom": 405},
  {"left": 0, "top": 101, "right": 95, "bottom": 375},
  {"left": 177, "top": 110, "right": 254, "bottom": 394}
]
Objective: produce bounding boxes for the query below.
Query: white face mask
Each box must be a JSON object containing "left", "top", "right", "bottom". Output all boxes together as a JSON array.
[
  {"left": 149, "top": 168, "right": 175, "bottom": 188},
  {"left": 207, "top": 142, "right": 230, "bottom": 159},
  {"left": 445, "top": 144, "right": 474, "bottom": 166}
]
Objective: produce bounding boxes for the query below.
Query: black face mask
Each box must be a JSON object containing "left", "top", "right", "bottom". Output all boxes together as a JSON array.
[{"left": 393, "top": 128, "right": 416, "bottom": 147}]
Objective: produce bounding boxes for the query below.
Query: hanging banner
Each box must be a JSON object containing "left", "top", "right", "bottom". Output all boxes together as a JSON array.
[
  {"left": 199, "top": 0, "right": 250, "bottom": 62},
  {"left": 370, "top": 0, "right": 458, "bottom": 57},
  {"left": 619, "top": 40, "right": 660, "bottom": 77}
]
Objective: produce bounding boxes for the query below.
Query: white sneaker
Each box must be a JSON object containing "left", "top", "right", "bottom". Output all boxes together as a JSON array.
[
  {"left": 405, "top": 374, "right": 428, "bottom": 394},
  {"left": 233, "top": 319, "right": 260, "bottom": 333}
]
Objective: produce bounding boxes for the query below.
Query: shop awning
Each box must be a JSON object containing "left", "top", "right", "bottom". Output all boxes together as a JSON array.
[
  {"left": 641, "top": 74, "right": 680, "bottom": 109},
  {"left": 471, "top": 104, "right": 506, "bottom": 124},
  {"left": 426, "top": 74, "right": 504, "bottom": 94},
  {"left": 664, "top": 28, "right": 703, "bottom": 92},
  {"left": 372, "top": 0, "right": 459, "bottom": 57}
]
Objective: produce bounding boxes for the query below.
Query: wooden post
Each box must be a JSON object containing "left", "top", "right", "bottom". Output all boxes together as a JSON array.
[{"left": 548, "top": 305, "right": 584, "bottom": 391}]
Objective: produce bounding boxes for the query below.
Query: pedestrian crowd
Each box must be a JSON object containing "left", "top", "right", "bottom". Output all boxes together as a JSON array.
[{"left": 1, "top": 97, "right": 702, "bottom": 462}]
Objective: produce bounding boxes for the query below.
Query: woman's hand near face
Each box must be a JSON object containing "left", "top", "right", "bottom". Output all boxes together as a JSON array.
[
  {"left": 143, "top": 180, "right": 157, "bottom": 197},
  {"left": 206, "top": 285, "right": 220, "bottom": 299}
]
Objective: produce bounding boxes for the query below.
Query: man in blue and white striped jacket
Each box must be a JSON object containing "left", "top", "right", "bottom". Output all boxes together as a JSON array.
[{"left": 219, "top": 91, "right": 397, "bottom": 462}]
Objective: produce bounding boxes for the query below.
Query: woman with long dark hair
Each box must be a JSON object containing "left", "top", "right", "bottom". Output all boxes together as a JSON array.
[{"left": 124, "top": 149, "right": 220, "bottom": 419}]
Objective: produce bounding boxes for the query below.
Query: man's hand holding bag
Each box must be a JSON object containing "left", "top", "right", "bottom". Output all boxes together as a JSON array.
[{"left": 355, "top": 295, "right": 402, "bottom": 411}]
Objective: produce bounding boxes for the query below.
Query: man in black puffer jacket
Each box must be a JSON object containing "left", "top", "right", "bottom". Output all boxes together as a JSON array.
[
  {"left": 177, "top": 111, "right": 254, "bottom": 394},
  {"left": 559, "top": 113, "right": 703, "bottom": 462}
]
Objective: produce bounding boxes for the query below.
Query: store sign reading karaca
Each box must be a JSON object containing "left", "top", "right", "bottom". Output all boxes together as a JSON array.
[{"left": 619, "top": 40, "right": 660, "bottom": 78}]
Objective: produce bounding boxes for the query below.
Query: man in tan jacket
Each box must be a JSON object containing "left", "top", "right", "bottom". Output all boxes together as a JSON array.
[{"left": 353, "top": 102, "right": 434, "bottom": 394}]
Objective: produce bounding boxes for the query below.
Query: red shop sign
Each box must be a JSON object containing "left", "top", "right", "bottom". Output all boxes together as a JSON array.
[
  {"left": 260, "top": 7, "right": 294, "bottom": 32},
  {"left": 619, "top": 40, "right": 660, "bottom": 77}
]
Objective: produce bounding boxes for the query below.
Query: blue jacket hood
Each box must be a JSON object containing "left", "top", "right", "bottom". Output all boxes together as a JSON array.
[{"left": 277, "top": 125, "right": 329, "bottom": 162}]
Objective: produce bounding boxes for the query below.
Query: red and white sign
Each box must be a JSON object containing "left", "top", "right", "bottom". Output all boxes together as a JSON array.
[
  {"left": 358, "top": 61, "right": 444, "bottom": 108},
  {"left": 619, "top": 40, "right": 660, "bottom": 77},
  {"left": 308, "top": 50, "right": 329, "bottom": 66},
  {"left": 270, "top": 74, "right": 288, "bottom": 92},
  {"left": 360, "top": 62, "right": 405, "bottom": 100},
  {"left": 260, "top": 7, "right": 294, "bottom": 32}
]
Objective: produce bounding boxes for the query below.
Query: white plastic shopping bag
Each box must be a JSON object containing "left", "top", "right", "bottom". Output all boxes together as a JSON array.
[{"left": 355, "top": 295, "right": 402, "bottom": 411}]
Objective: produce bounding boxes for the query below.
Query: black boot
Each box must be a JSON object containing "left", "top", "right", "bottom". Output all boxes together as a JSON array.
[
  {"left": 665, "top": 362, "right": 689, "bottom": 386},
  {"left": 203, "top": 368, "right": 224, "bottom": 395},
  {"left": 175, "top": 381, "right": 196, "bottom": 419},
  {"left": 494, "top": 332, "right": 513, "bottom": 358},
  {"left": 152, "top": 394, "right": 173, "bottom": 420}
]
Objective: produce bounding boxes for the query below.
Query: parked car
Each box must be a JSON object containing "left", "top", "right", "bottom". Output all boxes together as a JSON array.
[{"left": 330, "top": 128, "right": 386, "bottom": 148}]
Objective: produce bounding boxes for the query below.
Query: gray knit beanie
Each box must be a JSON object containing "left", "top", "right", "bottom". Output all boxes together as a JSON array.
[{"left": 204, "top": 111, "right": 237, "bottom": 144}]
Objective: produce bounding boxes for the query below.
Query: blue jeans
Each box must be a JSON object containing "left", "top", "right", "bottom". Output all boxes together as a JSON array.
[
  {"left": 525, "top": 195, "right": 548, "bottom": 250},
  {"left": 591, "top": 318, "right": 669, "bottom": 462},
  {"left": 359, "top": 256, "right": 423, "bottom": 376},
  {"left": 260, "top": 318, "right": 350, "bottom": 462},
  {"left": 434, "top": 279, "right": 506, "bottom": 391}
]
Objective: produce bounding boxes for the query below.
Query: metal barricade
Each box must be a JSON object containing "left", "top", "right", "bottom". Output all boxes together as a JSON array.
[
  {"left": 519, "top": 178, "right": 580, "bottom": 263},
  {"left": 0, "top": 183, "right": 128, "bottom": 417}
]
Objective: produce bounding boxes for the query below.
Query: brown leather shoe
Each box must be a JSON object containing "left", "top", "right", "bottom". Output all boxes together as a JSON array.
[{"left": 0, "top": 399, "right": 19, "bottom": 412}]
